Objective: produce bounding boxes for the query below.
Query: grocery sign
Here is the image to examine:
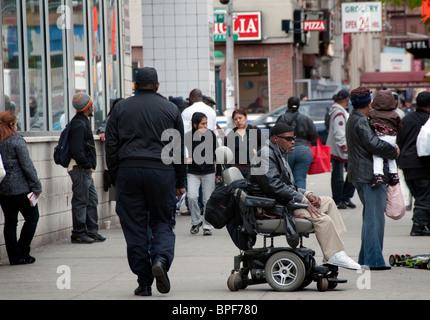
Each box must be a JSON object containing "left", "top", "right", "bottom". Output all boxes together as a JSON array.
[
  {"left": 214, "top": 10, "right": 262, "bottom": 41},
  {"left": 341, "top": 2, "right": 382, "bottom": 33}
]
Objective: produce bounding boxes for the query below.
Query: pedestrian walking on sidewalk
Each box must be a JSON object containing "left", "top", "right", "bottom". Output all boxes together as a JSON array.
[
  {"left": 0, "top": 111, "right": 41, "bottom": 265},
  {"left": 106, "top": 67, "right": 186, "bottom": 296},
  {"left": 397, "top": 91, "right": 430, "bottom": 236},
  {"left": 68, "top": 92, "right": 105, "bottom": 244},
  {"left": 185, "top": 112, "right": 222, "bottom": 236}
]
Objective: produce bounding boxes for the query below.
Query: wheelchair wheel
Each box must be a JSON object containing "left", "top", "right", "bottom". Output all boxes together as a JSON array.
[
  {"left": 317, "top": 277, "right": 329, "bottom": 292},
  {"left": 265, "top": 251, "right": 306, "bottom": 292},
  {"left": 227, "top": 272, "right": 243, "bottom": 292}
]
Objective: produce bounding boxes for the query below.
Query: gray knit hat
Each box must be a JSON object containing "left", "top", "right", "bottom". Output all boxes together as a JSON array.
[{"left": 72, "top": 92, "right": 92, "bottom": 112}]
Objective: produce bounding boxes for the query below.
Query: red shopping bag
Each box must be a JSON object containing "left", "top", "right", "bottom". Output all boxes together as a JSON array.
[{"left": 308, "top": 138, "right": 332, "bottom": 175}]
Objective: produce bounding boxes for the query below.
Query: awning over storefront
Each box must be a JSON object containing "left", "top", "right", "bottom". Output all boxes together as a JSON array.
[{"left": 360, "top": 71, "right": 430, "bottom": 89}]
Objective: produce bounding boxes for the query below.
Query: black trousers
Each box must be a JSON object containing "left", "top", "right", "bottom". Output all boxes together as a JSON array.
[
  {"left": 115, "top": 167, "right": 176, "bottom": 286},
  {"left": 0, "top": 194, "right": 39, "bottom": 264}
]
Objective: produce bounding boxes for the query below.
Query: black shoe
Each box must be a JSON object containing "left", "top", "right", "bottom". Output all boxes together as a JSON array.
[
  {"left": 389, "top": 173, "right": 399, "bottom": 186},
  {"left": 10, "top": 256, "right": 36, "bottom": 265},
  {"left": 410, "top": 224, "right": 430, "bottom": 236},
  {"left": 152, "top": 256, "right": 170, "bottom": 294},
  {"left": 336, "top": 202, "right": 347, "bottom": 209},
  {"left": 24, "top": 256, "right": 36, "bottom": 264},
  {"left": 134, "top": 285, "right": 152, "bottom": 296},
  {"left": 10, "top": 258, "right": 27, "bottom": 265},
  {"left": 343, "top": 200, "right": 356, "bottom": 209},
  {"left": 91, "top": 233, "right": 106, "bottom": 242},
  {"left": 190, "top": 221, "right": 202, "bottom": 235},
  {"left": 369, "top": 266, "right": 391, "bottom": 270},
  {"left": 71, "top": 234, "right": 94, "bottom": 244},
  {"left": 371, "top": 174, "right": 384, "bottom": 189}
]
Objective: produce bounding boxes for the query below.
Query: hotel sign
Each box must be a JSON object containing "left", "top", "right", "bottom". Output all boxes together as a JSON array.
[{"left": 214, "top": 10, "right": 262, "bottom": 41}]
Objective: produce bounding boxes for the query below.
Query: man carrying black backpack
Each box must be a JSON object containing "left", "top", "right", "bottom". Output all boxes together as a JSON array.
[{"left": 68, "top": 92, "right": 105, "bottom": 244}]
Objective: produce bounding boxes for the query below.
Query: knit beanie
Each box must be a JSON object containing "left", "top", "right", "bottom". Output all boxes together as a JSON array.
[
  {"left": 270, "top": 122, "right": 294, "bottom": 136},
  {"left": 73, "top": 92, "right": 92, "bottom": 112},
  {"left": 351, "top": 92, "right": 372, "bottom": 109}
]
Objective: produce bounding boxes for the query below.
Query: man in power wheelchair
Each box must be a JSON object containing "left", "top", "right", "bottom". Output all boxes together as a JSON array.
[{"left": 221, "top": 123, "right": 360, "bottom": 292}]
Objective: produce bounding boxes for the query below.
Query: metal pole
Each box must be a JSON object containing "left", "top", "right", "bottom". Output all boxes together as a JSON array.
[{"left": 225, "top": 1, "right": 235, "bottom": 130}]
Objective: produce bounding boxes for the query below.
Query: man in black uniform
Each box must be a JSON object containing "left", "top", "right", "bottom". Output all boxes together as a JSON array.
[{"left": 106, "top": 67, "right": 186, "bottom": 296}]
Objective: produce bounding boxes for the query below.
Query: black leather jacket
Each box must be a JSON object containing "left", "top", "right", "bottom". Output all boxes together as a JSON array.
[
  {"left": 248, "top": 142, "right": 306, "bottom": 205},
  {"left": 346, "top": 110, "right": 398, "bottom": 184}
]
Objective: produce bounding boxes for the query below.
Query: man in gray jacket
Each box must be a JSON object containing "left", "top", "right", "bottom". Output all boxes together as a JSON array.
[{"left": 326, "top": 90, "right": 355, "bottom": 209}]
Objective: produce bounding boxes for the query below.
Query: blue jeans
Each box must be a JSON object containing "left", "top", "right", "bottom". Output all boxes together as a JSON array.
[
  {"left": 115, "top": 167, "right": 176, "bottom": 286},
  {"left": 405, "top": 178, "right": 430, "bottom": 227},
  {"left": 68, "top": 167, "right": 99, "bottom": 237},
  {"left": 287, "top": 145, "right": 312, "bottom": 190},
  {"left": 354, "top": 182, "right": 388, "bottom": 267}
]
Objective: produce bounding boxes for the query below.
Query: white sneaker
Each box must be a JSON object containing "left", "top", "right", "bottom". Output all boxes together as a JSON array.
[{"left": 327, "top": 251, "right": 361, "bottom": 270}]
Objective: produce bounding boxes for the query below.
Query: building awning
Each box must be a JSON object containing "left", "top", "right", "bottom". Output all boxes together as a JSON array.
[{"left": 360, "top": 71, "right": 430, "bottom": 89}]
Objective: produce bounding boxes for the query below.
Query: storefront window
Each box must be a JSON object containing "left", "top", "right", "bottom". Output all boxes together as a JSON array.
[
  {"left": 2, "top": 0, "right": 24, "bottom": 131},
  {"left": 106, "top": 0, "right": 121, "bottom": 113},
  {"left": 48, "top": 0, "right": 67, "bottom": 131},
  {"left": 89, "top": 0, "right": 105, "bottom": 130},
  {"left": 25, "top": 0, "right": 47, "bottom": 131},
  {"left": 73, "top": 0, "right": 87, "bottom": 94},
  {"left": 238, "top": 58, "right": 269, "bottom": 114}
]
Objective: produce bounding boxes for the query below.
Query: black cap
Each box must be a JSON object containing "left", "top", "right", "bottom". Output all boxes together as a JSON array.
[
  {"left": 271, "top": 122, "right": 293, "bottom": 136},
  {"left": 336, "top": 89, "right": 350, "bottom": 101},
  {"left": 135, "top": 67, "right": 158, "bottom": 84}
]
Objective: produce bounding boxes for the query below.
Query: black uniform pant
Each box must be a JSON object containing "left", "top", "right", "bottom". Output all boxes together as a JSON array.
[{"left": 116, "top": 167, "right": 176, "bottom": 286}]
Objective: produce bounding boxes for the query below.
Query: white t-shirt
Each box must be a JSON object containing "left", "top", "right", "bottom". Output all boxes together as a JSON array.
[{"left": 181, "top": 101, "right": 217, "bottom": 134}]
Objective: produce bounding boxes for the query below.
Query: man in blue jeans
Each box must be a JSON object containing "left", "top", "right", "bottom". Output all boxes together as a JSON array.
[
  {"left": 106, "top": 67, "right": 186, "bottom": 296},
  {"left": 346, "top": 87, "right": 399, "bottom": 270}
]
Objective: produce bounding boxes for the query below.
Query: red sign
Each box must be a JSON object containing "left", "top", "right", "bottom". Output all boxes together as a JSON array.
[
  {"left": 214, "top": 11, "right": 262, "bottom": 41},
  {"left": 303, "top": 20, "right": 326, "bottom": 31}
]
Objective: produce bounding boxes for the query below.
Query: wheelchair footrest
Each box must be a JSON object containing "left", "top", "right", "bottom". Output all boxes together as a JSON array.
[
  {"left": 312, "top": 265, "right": 330, "bottom": 275},
  {"left": 329, "top": 278, "right": 347, "bottom": 284}
]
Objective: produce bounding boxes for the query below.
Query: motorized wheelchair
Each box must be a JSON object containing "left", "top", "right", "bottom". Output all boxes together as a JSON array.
[{"left": 222, "top": 166, "right": 346, "bottom": 292}]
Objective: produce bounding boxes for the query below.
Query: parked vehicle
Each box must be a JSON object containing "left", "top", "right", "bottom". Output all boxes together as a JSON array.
[{"left": 249, "top": 99, "right": 351, "bottom": 145}]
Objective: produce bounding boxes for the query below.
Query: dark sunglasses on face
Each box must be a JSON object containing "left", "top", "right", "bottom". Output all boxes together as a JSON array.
[{"left": 277, "top": 135, "right": 296, "bottom": 142}]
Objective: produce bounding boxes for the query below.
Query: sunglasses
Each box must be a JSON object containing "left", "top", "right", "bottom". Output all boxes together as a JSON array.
[{"left": 277, "top": 135, "right": 296, "bottom": 142}]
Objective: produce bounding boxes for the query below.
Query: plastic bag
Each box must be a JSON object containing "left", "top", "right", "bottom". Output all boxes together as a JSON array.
[
  {"left": 416, "top": 118, "right": 430, "bottom": 157},
  {"left": 308, "top": 138, "right": 332, "bottom": 175}
]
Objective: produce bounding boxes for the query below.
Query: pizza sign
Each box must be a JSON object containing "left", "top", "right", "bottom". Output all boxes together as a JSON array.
[
  {"left": 214, "top": 10, "right": 262, "bottom": 41},
  {"left": 303, "top": 20, "right": 326, "bottom": 31}
]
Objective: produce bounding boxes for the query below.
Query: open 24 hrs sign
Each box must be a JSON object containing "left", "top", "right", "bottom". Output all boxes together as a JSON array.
[{"left": 214, "top": 10, "right": 262, "bottom": 41}]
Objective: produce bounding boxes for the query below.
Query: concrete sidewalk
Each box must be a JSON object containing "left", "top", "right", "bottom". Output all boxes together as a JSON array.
[{"left": 0, "top": 173, "right": 428, "bottom": 301}]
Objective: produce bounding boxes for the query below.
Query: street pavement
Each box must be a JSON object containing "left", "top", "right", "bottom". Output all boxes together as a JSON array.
[{"left": 0, "top": 172, "right": 428, "bottom": 303}]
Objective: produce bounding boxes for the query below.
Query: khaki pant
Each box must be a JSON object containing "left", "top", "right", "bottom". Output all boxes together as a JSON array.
[{"left": 294, "top": 196, "right": 346, "bottom": 260}]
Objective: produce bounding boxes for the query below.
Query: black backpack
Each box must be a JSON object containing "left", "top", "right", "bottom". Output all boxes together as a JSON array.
[
  {"left": 53, "top": 119, "right": 84, "bottom": 168},
  {"left": 53, "top": 123, "right": 73, "bottom": 168},
  {"left": 205, "top": 185, "right": 237, "bottom": 229}
]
